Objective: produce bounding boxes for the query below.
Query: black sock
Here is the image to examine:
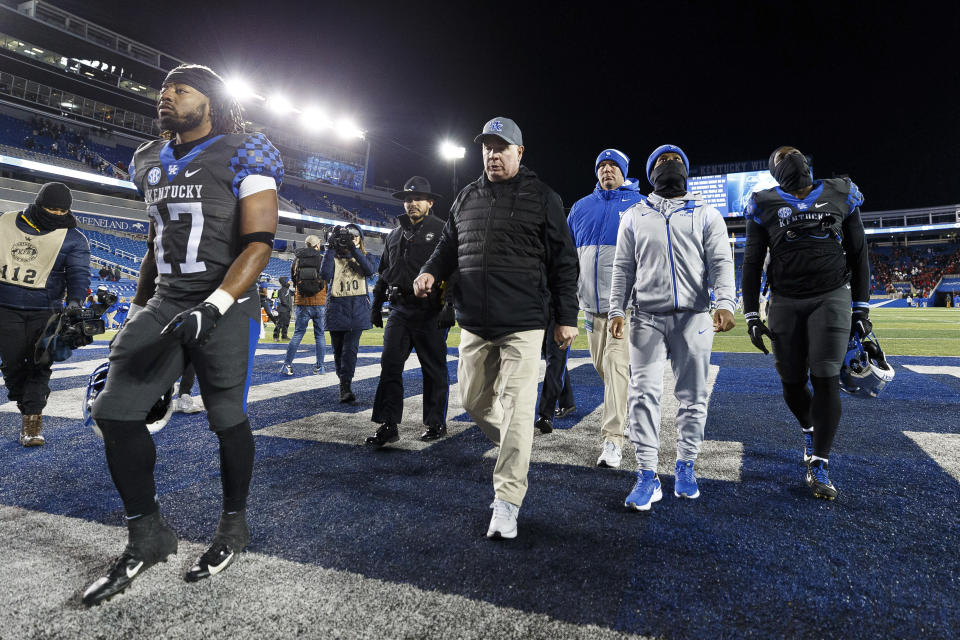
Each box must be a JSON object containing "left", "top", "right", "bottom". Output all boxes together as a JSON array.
[
  {"left": 781, "top": 379, "right": 812, "bottom": 429},
  {"left": 810, "top": 375, "right": 842, "bottom": 458},
  {"left": 217, "top": 420, "right": 255, "bottom": 513},
  {"left": 98, "top": 419, "right": 158, "bottom": 518}
]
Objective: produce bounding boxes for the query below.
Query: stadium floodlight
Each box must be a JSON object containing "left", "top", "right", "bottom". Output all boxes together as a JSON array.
[
  {"left": 440, "top": 141, "right": 466, "bottom": 160},
  {"left": 225, "top": 78, "right": 260, "bottom": 102},
  {"left": 267, "top": 94, "right": 294, "bottom": 115},
  {"left": 440, "top": 141, "right": 466, "bottom": 192},
  {"left": 335, "top": 117, "right": 365, "bottom": 140},
  {"left": 300, "top": 107, "right": 330, "bottom": 132}
]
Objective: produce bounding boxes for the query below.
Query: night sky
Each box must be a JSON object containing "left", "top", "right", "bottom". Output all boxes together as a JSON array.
[{"left": 53, "top": 1, "right": 960, "bottom": 212}]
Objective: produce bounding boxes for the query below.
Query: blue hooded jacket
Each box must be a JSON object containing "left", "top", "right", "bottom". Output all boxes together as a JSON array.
[{"left": 566, "top": 179, "right": 645, "bottom": 313}]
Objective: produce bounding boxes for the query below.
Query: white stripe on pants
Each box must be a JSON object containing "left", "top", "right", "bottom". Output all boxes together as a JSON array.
[
  {"left": 626, "top": 310, "right": 714, "bottom": 469},
  {"left": 585, "top": 311, "right": 629, "bottom": 448},
  {"left": 458, "top": 328, "right": 544, "bottom": 507}
]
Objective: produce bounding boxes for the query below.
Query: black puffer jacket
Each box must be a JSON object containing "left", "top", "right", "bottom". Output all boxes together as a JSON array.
[{"left": 422, "top": 165, "right": 579, "bottom": 339}]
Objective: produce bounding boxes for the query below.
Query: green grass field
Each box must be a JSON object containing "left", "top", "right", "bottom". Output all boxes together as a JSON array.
[{"left": 239, "top": 307, "right": 960, "bottom": 358}]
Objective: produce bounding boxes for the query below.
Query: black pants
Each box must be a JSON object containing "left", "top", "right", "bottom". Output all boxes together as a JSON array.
[
  {"left": 330, "top": 329, "right": 364, "bottom": 383},
  {"left": 538, "top": 318, "right": 574, "bottom": 419},
  {"left": 0, "top": 306, "right": 55, "bottom": 414},
  {"left": 372, "top": 305, "right": 449, "bottom": 427},
  {"left": 273, "top": 309, "right": 291, "bottom": 338}
]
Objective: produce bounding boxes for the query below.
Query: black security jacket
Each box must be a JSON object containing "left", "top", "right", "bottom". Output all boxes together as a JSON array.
[
  {"left": 421, "top": 165, "right": 579, "bottom": 339},
  {"left": 373, "top": 213, "right": 446, "bottom": 308}
]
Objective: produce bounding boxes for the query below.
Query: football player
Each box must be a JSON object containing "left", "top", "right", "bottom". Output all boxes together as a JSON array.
[
  {"left": 741, "top": 146, "right": 870, "bottom": 500},
  {"left": 83, "top": 64, "right": 283, "bottom": 606}
]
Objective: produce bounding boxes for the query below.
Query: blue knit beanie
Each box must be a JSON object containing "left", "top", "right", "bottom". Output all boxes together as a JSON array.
[
  {"left": 645, "top": 144, "right": 690, "bottom": 184},
  {"left": 595, "top": 149, "right": 629, "bottom": 179}
]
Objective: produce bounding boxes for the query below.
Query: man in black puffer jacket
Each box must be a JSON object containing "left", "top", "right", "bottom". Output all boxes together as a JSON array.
[{"left": 414, "top": 116, "right": 579, "bottom": 540}]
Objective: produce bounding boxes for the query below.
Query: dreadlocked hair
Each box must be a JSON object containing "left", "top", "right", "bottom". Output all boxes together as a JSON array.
[{"left": 159, "top": 64, "right": 245, "bottom": 140}]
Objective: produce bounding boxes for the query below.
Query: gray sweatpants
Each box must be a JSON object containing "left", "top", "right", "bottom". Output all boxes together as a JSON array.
[{"left": 626, "top": 309, "right": 715, "bottom": 470}]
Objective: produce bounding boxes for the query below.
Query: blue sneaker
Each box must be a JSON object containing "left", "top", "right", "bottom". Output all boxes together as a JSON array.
[
  {"left": 674, "top": 460, "right": 700, "bottom": 499},
  {"left": 625, "top": 470, "right": 662, "bottom": 511},
  {"left": 802, "top": 430, "right": 814, "bottom": 466}
]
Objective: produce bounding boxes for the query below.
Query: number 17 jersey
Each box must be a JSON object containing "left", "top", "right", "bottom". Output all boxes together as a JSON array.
[{"left": 130, "top": 132, "right": 284, "bottom": 303}]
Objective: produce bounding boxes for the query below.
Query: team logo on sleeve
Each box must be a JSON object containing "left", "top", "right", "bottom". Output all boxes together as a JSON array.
[
  {"left": 425, "top": 233, "right": 436, "bottom": 242},
  {"left": 147, "top": 167, "right": 162, "bottom": 186},
  {"left": 777, "top": 206, "right": 792, "bottom": 220}
]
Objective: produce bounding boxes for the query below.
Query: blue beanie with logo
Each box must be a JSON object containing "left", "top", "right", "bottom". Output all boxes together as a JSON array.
[
  {"left": 645, "top": 144, "right": 690, "bottom": 184},
  {"left": 595, "top": 149, "right": 629, "bottom": 179}
]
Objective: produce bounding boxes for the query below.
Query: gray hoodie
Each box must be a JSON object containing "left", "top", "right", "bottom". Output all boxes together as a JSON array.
[{"left": 608, "top": 192, "right": 735, "bottom": 317}]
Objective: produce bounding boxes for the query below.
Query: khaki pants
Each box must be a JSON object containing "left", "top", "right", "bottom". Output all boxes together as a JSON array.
[
  {"left": 585, "top": 311, "right": 629, "bottom": 448},
  {"left": 458, "top": 328, "right": 544, "bottom": 507}
]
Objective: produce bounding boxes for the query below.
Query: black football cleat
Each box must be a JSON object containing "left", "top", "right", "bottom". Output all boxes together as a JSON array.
[
  {"left": 805, "top": 460, "right": 838, "bottom": 501},
  {"left": 185, "top": 510, "right": 249, "bottom": 582},
  {"left": 420, "top": 424, "right": 448, "bottom": 441},
  {"left": 535, "top": 416, "right": 553, "bottom": 434},
  {"left": 365, "top": 423, "right": 399, "bottom": 447},
  {"left": 554, "top": 405, "right": 577, "bottom": 419},
  {"left": 82, "top": 511, "right": 178, "bottom": 607}
]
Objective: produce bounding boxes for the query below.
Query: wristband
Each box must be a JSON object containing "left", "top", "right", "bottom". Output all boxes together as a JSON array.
[{"left": 204, "top": 288, "right": 236, "bottom": 316}]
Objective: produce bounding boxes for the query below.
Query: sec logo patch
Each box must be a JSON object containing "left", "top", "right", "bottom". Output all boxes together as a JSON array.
[
  {"left": 147, "top": 167, "right": 162, "bottom": 186},
  {"left": 777, "top": 206, "right": 792, "bottom": 219}
]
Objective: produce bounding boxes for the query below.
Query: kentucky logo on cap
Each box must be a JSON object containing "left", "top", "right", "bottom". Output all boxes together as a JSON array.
[{"left": 490, "top": 120, "right": 503, "bottom": 132}]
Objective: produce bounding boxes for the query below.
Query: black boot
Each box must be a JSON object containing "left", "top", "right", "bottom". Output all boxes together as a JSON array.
[
  {"left": 82, "top": 511, "right": 178, "bottom": 606},
  {"left": 185, "top": 509, "right": 250, "bottom": 582},
  {"left": 339, "top": 380, "right": 355, "bottom": 403}
]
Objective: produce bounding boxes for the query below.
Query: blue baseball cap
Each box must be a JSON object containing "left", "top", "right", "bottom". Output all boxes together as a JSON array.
[
  {"left": 595, "top": 149, "right": 629, "bottom": 179},
  {"left": 645, "top": 144, "right": 690, "bottom": 184}
]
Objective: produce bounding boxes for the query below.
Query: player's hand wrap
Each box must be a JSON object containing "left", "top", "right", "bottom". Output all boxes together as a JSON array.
[
  {"left": 745, "top": 312, "right": 773, "bottom": 355},
  {"left": 162, "top": 302, "right": 222, "bottom": 346},
  {"left": 370, "top": 306, "right": 383, "bottom": 328},
  {"left": 851, "top": 308, "right": 872, "bottom": 339}
]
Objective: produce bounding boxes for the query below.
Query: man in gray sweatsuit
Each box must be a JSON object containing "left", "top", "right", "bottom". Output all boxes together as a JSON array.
[{"left": 608, "top": 144, "right": 736, "bottom": 511}]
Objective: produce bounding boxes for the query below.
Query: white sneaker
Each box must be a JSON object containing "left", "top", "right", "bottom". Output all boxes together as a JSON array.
[
  {"left": 486, "top": 497, "right": 519, "bottom": 539},
  {"left": 176, "top": 394, "right": 203, "bottom": 414},
  {"left": 597, "top": 440, "right": 622, "bottom": 468}
]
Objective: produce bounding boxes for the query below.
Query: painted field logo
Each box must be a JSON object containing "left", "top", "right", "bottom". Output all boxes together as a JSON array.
[
  {"left": 777, "top": 207, "right": 792, "bottom": 219},
  {"left": 10, "top": 241, "right": 38, "bottom": 263}
]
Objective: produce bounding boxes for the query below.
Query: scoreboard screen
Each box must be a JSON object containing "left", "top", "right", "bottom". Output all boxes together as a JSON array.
[{"left": 686, "top": 169, "right": 779, "bottom": 217}]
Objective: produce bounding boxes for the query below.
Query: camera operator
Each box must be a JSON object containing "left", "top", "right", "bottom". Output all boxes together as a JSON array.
[
  {"left": 0, "top": 182, "right": 90, "bottom": 446},
  {"left": 365, "top": 177, "right": 454, "bottom": 447},
  {"left": 320, "top": 223, "right": 374, "bottom": 402}
]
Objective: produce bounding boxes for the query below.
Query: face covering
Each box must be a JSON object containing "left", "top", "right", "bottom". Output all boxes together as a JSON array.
[
  {"left": 772, "top": 153, "right": 813, "bottom": 192},
  {"left": 28, "top": 204, "right": 76, "bottom": 231},
  {"left": 651, "top": 161, "right": 687, "bottom": 198}
]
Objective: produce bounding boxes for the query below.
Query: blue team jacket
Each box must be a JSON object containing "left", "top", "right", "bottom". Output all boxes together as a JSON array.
[{"left": 566, "top": 179, "right": 644, "bottom": 313}]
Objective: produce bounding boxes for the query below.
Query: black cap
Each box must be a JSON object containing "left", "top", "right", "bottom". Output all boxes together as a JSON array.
[
  {"left": 35, "top": 182, "right": 72, "bottom": 211},
  {"left": 392, "top": 176, "right": 442, "bottom": 201}
]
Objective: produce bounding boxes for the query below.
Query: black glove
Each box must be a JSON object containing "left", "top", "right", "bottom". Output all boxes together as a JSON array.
[
  {"left": 161, "top": 302, "right": 222, "bottom": 346},
  {"left": 437, "top": 303, "right": 455, "bottom": 329},
  {"left": 745, "top": 312, "right": 773, "bottom": 355},
  {"left": 370, "top": 306, "right": 383, "bottom": 328},
  {"left": 851, "top": 308, "right": 872, "bottom": 339}
]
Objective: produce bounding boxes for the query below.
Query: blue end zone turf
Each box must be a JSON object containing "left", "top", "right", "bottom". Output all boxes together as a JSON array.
[{"left": 1, "top": 345, "right": 958, "bottom": 637}]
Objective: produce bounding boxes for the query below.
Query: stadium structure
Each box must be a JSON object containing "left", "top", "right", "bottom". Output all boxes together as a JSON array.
[{"left": 1, "top": 3, "right": 959, "bottom": 640}]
